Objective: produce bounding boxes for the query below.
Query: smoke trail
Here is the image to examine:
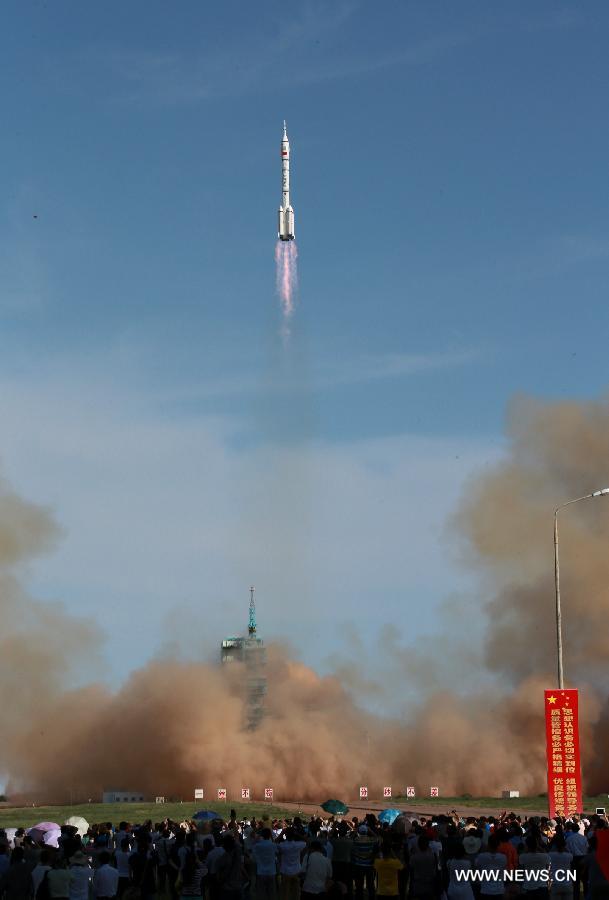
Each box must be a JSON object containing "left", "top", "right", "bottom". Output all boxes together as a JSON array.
[{"left": 275, "top": 241, "right": 298, "bottom": 337}]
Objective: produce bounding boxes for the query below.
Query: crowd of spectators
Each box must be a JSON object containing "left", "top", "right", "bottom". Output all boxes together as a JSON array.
[{"left": 1, "top": 807, "right": 608, "bottom": 900}]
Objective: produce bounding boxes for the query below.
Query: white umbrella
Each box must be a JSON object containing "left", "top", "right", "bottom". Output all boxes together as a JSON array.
[
  {"left": 64, "top": 816, "right": 89, "bottom": 837},
  {"left": 3, "top": 828, "right": 17, "bottom": 848}
]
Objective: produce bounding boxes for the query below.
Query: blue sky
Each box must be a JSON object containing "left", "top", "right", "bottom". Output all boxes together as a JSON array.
[{"left": 1, "top": 1, "right": 609, "bottom": 683}]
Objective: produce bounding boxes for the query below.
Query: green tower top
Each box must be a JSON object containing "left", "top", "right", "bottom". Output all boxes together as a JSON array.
[{"left": 248, "top": 585, "right": 256, "bottom": 636}]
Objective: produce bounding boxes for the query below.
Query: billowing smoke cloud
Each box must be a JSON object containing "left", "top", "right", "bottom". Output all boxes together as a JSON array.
[{"left": 4, "top": 394, "right": 609, "bottom": 801}]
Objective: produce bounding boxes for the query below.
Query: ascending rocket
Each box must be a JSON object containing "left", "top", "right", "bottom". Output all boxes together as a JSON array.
[{"left": 278, "top": 120, "right": 295, "bottom": 241}]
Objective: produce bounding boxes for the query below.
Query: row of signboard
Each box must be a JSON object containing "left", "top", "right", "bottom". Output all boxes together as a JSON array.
[
  {"left": 360, "top": 787, "right": 439, "bottom": 799},
  {"left": 193, "top": 787, "right": 440, "bottom": 802},
  {"left": 195, "top": 788, "right": 272, "bottom": 801}
]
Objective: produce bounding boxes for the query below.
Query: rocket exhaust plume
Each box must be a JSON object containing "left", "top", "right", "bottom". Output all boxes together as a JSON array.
[{"left": 275, "top": 240, "right": 298, "bottom": 332}]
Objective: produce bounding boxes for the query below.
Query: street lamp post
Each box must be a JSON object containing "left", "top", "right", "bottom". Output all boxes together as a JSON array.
[{"left": 554, "top": 488, "right": 609, "bottom": 689}]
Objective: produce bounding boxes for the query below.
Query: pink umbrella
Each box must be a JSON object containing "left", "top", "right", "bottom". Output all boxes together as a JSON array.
[
  {"left": 27, "top": 822, "right": 61, "bottom": 844},
  {"left": 42, "top": 828, "right": 61, "bottom": 849}
]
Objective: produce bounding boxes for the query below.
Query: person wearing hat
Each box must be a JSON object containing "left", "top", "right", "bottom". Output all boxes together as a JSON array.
[{"left": 68, "top": 850, "right": 93, "bottom": 900}]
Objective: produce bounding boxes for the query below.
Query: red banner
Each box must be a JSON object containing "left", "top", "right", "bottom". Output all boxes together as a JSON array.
[{"left": 544, "top": 689, "right": 582, "bottom": 817}]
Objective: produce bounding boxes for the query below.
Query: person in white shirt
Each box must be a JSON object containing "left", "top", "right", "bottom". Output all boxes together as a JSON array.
[
  {"left": 518, "top": 835, "right": 551, "bottom": 896},
  {"left": 279, "top": 829, "right": 307, "bottom": 900},
  {"left": 447, "top": 844, "right": 475, "bottom": 900},
  {"left": 302, "top": 842, "right": 332, "bottom": 897},
  {"left": 68, "top": 851, "right": 93, "bottom": 900},
  {"left": 114, "top": 837, "right": 132, "bottom": 898},
  {"left": 93, "top": 852, "right": 119, "bottom": 899},
  {"left": 475, "top": 835, "right": 507, "bottom": 898}
]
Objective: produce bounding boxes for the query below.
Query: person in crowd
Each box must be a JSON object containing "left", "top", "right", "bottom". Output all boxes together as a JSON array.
[
  {"left": 0, "top": 845, "right": 34, "bottom": 900},
  {"left": 373, "top": 839, "right": 403, "bottom": 900},
  {"left": 351, "top": 825, "right": 378, "bottom": 900},
  {"left": 93, "top": 850, "right": 120, "bottom": 899},
  {"left": 31, "top": 849, "right": 52, "bottom": 897},
  {"left": 331, "top": 824, "right": 354, "bottom": 899},
  {"left": 115, "top": 837, "right": 132, "bottom": 899},
  {"left": 216, "top": 833, "right": 246, "bottom": 900},
  {"left": 475, "top": 834, "right": 507, "bottom": 900},
  {"left": 278, "top": 828, "right": 307, "bottom": 900},
  {"left": 179, "top": 847, "right": 208, "bottom": 899},
  {"left": 302, "top": 841, "right": 333, "bottom": 900},
  {"left": 47, "top": 857, "right": 72, "bottom": 900},
  {"left": 253, "top": 827, "right": 279, "bottom": 900},
  {"left": 409, "top": 834, "right": 440, "bottom": 900},
  {"left": 0, "top": 843, "right": 10, "bottom": 882},
  {"left": 518, "top": 834, "right": 551, "bottom": 900},
  {"left": 446, "top": 843, "right": 474, "bottom": 900},
  {"left": 564, "top": 822, "right": 588, "bottom": 900},
  {"left": 68, "top": 850, "right": 93, "bottom": 900},
  {"left": 129, "top": 836, "right": 157, "bottom": 900},
  {"left": 548, "top": 834, "right": 573, "bottom": 900}
]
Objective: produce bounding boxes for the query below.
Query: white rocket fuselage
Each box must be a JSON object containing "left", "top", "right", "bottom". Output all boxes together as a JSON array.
[{"left": 278, "top": 121, "right": 295, "bottom": 241}]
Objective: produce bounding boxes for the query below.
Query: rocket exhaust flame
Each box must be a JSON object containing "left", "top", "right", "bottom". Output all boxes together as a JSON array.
[{"left": 275, "top": 240, "right": 298, "bottom": 331}]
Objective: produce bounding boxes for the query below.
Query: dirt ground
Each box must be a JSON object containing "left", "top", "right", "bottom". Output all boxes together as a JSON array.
[{"left": 278, "top": 799, "right": 548, "bottom": 820}]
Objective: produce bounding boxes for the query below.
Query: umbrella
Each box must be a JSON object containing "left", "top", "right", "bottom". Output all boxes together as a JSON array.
[
  {"left": 42, "top": 828, "right": 62, "bottom": 849},
  {"left": 27, "top": 822, "right": 61, "bottom": 844},
  {"left": 378, "top": 809, "right": 401, "bottom": 826},
  {"left": 391, "top": 815, "right": 412, "bottom": 834},
  {"left": 321, "top": 799, "right": 349, "bottom": 816},
  {"left": 193, "top": 810, "right": 221, "bottom": 821},
  {"left": 3, "top": 829, "right": 17, "bottom": 848},
  {"left": 64, "top": 816, "right": 89, "bottom": 837}
]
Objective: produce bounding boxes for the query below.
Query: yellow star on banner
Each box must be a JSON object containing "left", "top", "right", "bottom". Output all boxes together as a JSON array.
[{"left": 547, "top": 695, "right": 557, "bottom": 704}]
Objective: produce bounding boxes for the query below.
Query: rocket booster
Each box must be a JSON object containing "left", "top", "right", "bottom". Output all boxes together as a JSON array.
[{"left": 278, "top": 121, "right": 295, "bottom": 241}]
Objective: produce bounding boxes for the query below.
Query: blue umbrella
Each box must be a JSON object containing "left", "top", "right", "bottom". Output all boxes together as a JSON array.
[
  {"left": 193, "top": 810, "right": 221, "bottom": 821},
  {"left": 378, "top": 809, "right": 401, "bottom": 825}
]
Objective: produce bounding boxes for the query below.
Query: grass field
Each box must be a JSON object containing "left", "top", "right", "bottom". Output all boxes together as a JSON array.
[
  {"left": 1, "top": 795, "right": 608, "bottom": 829},
  {"left": 0, "top": 801, "right": 297, "bottom": 830}
]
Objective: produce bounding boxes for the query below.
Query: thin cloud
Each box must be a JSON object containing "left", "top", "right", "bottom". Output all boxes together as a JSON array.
[
  {"left": 158, "top": 347, "right": 481, "bottom": 403},
  {"left": 78, "top": 12, "right": 476, "bottom": 106}
]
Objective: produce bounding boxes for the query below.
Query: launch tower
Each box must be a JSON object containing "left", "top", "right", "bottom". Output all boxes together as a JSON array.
[{"left": 220, "top": 587, "right": 267, "bottom": 731}]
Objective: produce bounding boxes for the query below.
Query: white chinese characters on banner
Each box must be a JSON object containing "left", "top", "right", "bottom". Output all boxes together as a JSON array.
[
  {"left": 359, "top": 786, "right": 368, "bottom": 799},
  {"left": 430, "top": 787, "right": 439, "bottom": 797},
  {"left": 241, "top": 788, "right": 250, "bottom": 800},
  {"left": 383, "top": 787, "right": 392, "bottom": 798},
  {"left": 406, "top": 787, "right": 415, "bottom": 798},
  {"left": 194, "top": 788, "right": 204, "bottom": 800},
  {"left": 265, "top": 788, "right": 273, "bottom": 800},
  {"left": 218, "top": 788, "right": 227, "bottom": 800}
]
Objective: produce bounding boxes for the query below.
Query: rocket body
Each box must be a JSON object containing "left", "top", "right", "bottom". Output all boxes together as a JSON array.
[{"left": 278, "top": 121, "right": 295, "bottom": 241}]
